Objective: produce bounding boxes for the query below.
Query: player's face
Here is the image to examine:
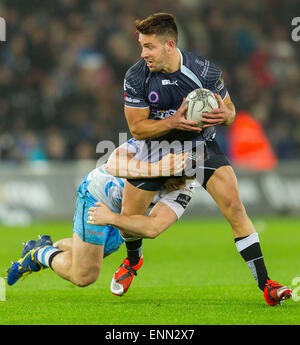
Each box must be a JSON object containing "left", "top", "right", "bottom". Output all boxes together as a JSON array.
[{"left": 138, "top": 33, "right": 170, "bottom": 72}]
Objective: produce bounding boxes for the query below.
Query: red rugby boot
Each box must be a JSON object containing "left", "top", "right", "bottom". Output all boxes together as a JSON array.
[
  {"left": 110, "top": 256, "right": 143, "bottom": 296},
  {"left": 264, "top": 279, "right": 292, "bottom": 306}
]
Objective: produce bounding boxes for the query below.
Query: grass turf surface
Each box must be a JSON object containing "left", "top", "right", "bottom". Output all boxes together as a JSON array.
[{"left": 0, "top": 217, "right": 299, "bottom": 325}]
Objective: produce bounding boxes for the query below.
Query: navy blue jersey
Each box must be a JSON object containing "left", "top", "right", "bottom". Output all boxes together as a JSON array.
[{"left": 124, "top": 49, "right": 227, "bottom": 162}]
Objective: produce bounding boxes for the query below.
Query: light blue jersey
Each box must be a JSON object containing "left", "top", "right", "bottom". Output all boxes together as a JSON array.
[
  {"left": 73, "top": 169, "right": 125, "bottom": 255},
  {"left": 86, "top": 165, "right": 125, "bottom": 214}
]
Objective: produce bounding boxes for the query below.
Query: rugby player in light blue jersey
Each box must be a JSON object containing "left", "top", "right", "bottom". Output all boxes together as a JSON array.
[{"left": 6, "top": 139, "right": 194, "bottom": 292}]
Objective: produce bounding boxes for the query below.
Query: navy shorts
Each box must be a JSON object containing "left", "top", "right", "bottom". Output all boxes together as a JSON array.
[{"left": 127, "top": 139, "right": 231, "bottom": 191}]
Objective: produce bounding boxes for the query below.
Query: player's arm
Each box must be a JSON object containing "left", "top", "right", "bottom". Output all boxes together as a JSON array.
[
  {"left": 105, "top": 146, "right": 186, "bottom": 178},
  {"left": 87, "top": 201, "right": 178, "bottom": 239},
  {"left": 221, "top": 92, "right": 236, "bottom": 126},
  {"left": 125, "top": 102, "right": 202, "bottom": 140},
  {"left": 125, "top": 106, "right": 170, "bottom": 139},
  {"left": 124, "top": 65, "right": 202, "bottom": 139},
  {"left": 201, "top": 92, "right": 236, "bottom": 128}
]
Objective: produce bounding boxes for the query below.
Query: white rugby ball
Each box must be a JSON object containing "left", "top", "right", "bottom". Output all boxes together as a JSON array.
[{"left": 184, "top": 88, "right": 219, "bottom": 127}]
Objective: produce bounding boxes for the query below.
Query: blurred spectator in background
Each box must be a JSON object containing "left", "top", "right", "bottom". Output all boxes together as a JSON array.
[
  {"left": 227, "top": 110, "right": 278, "bottom": 171},
  {"left": 0, "top": 0, "right": 299, "bottom": 166}
]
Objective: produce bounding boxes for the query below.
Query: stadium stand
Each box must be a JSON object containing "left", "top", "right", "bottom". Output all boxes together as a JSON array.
[{"left": 0, "top": 0, "right": 299, "bottom": 163}]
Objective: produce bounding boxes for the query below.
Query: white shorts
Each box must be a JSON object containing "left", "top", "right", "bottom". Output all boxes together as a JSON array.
[{"left": 151, "top": 179, "right": 195, "bottom": 219}]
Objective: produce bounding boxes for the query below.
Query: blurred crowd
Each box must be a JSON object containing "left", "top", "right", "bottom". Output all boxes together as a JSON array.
[{"left": 0, "top": 0, "right": 299, "bottom": 163}]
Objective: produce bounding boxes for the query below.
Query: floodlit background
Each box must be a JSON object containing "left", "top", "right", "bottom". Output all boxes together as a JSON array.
[{"left": 0, "top": 0, "right": 300, "bottom": 223}]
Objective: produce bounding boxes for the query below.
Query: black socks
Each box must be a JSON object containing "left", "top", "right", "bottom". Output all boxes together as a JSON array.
[
  {"left": 235, "top": 232, "right": 269, "bottom": 291},
  {"left": 125, "top": 238, "right": 143, "bottom": 267}
]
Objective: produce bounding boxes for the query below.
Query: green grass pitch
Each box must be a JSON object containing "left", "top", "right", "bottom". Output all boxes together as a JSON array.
[{"left": 0, "top": 217, "right": 299, "bottom": 325}]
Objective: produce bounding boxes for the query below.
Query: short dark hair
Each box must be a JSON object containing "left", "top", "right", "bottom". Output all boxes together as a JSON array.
[{"left": 135, "top": 13, "right": 178, "bottom": 44}]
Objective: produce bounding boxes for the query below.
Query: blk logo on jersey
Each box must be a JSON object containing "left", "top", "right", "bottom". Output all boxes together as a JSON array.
[{"left": 162, "top": 79, "right": 179, "bottom": 86}]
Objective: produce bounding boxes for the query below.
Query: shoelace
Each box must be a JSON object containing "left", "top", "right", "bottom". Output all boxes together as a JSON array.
[{"left": 266, "top": 279, "right": 281, "bottom": 288}]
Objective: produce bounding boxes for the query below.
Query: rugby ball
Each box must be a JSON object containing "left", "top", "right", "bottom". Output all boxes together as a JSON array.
[{"left": 184, "top": 88, "right": 219, "bottom": 127}]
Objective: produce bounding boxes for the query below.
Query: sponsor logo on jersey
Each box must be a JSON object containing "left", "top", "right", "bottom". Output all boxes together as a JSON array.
[
  {"left": 152, "top": 109, "right": 176, "bottom": 120},
  {"left": 124, "top": 79, "right": 137, "bottom": 94},
  {"left": 215, "top": 76, "right": 224, "bottom": 92},
  {"left": 148, "top": 91, "right": 159, "bottom": 103},
  {"left": 124, "top": 93, "right": 141, "bottom": 104},
  {"left": 162, "top": 79, "right": 179, "bottom": 86}
]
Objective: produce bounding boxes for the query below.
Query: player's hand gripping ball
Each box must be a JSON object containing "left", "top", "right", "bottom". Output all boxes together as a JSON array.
[{"left": 184, "top": 88, "right": 219, "bottom": 127}]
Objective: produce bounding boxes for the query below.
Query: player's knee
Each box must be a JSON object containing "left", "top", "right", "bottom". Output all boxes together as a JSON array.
[
  {"left": 71, "top": 269, "right": 100, "bottom": 287},
  {"left": 72, "top": 275, "right": 98, "bottom": 287},
  {"left": 147, "top": 230, "right": 160, "bottom": 239}
]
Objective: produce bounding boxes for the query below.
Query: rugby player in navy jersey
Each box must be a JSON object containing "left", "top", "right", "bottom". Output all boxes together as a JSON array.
[{"left": 111, "top": 13, "right": 292, "bottom": 306}]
